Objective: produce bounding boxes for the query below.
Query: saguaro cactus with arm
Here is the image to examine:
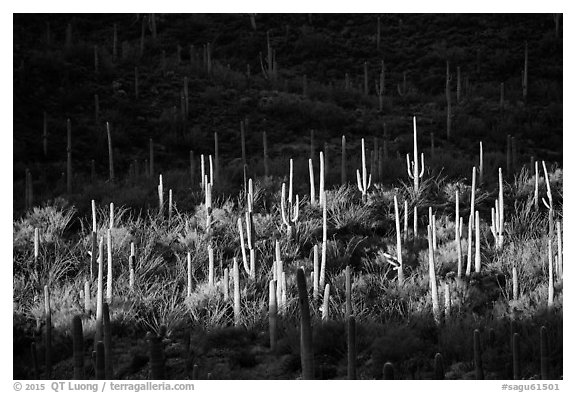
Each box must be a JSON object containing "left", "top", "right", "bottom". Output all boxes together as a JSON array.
[
  {"left": 406, "top": 117, "right": 424, "bottom": 193},
  {"left": 356, "top": 138, "right": 371, "bottom": 201}
]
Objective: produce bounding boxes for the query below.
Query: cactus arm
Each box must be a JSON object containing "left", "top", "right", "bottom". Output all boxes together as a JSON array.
[
  {"left": 356, "top": 169, "right": 363, "bottom": 191},
  {"left": 280, "top": 183, "right": 288, "bottom": 226},
  {"left": 419, "top": 153, "right": 425, "bottom": 177},
  {"left": 406, "top": 154, "right": 414, "bottom": 179}
]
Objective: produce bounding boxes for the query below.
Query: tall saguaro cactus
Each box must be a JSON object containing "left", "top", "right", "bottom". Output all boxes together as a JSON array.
[
  {"left": 393, "top": 196, "right": 404, "bottom": 284},
  {"left": 106, "top": 122, "right": 114, "bottom": 184},
  {"left": 522, "top": 41, "right": 528, "bottom": 101},
  {"left": 356, "top": 138, "right": 371, "bottom": 201},
  {"left": 269, "top": 280, "right": 277, "bottom": 351},
  {"left": 474, "top": 329, "right": 484, "bottom": 379},
  {"left": 66, "top": 118, "right": 72, "bottom": 194},
  {"left": 296, "top": 268, "right": 314, "bottom": 379},
  {"left": 446, "top": 61, "right": 452, "bottom": 139},
  {"left": 406, "top": 117, "right": 424, "bottom": 193},
  {"left": 428, "top": 225, "right": 441, "bottom": 326},
  {"left": 72, "top": 315, "right": 84, "bottom": 379},
  {"left": 44, "top": 285, "right": 52, "bottom": 378},
  {"left": 347, "top": 315, "right": 357, "bottom": 380},
  {"left": 341, "top": 135, "right": 347, "bottom": 184}
]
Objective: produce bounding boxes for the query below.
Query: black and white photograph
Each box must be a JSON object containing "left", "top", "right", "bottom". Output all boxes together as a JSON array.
[{"left": 11, "top": 8, "right": 565, "bottom": 385}]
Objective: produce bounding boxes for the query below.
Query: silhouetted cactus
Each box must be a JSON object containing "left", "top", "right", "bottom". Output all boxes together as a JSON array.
[
  {"left": 347, "top": 316, "right": 356, "bottom": 379},
  {"left": 540, "top": 326, "right": 550, "bottom": 379},
  {"left": 72, "top": 315, "right": 84, "bottom": 379},
  {"left": 383, "top": 362, "right": 394, "bottom": 379},
  {"left": 512, "top": 332, "right": 520, "bottom": 380},
  {"left": 148, "top": 332, "right": 165, "bottom": 379},
  {"left": 103, "top": 302, "right": 113, "bottom": 379},
  {"left": 269, "top": 280, "right": 277, "bottom": 351},
  {"left": 345, "top": 266, "right": 352, "bottom": 319},
  {"left": 94, "top": 341, "right": 105, "bottom": 379},
  {"left": 44, "top": 285, "right": 52, "bottom": 378},
  {"left": 31, "top": 342, "right": 39, "bottom": 379},
  {"left": 296, "top": 268, "right": 314, "bottom": 379},
  {"left": 434, "top": 353, "right": 445, "bottom": 379},
  {"left": 473, "top": 329, "right": 484, "bottom": 379}
]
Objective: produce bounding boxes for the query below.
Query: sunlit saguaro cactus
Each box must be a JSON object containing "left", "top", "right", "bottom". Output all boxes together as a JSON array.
[
  {"left": 319, "top": 152, "right": 325, "bottom": 206},
  {"left": 427, "top": 225, "right": 441, "bottom": 326},
  {"left": 393, "top": 196, "right": 404, "bottom": 284},
  {"left": 308, "top": 158, "right": 316, "bottom": 206},
  {"left": 356, "top": 138, "right": 371, "bottom": 201},
  {"left": 406, "top": 116, "right": 424, "bottom": 193},
  {"left": 547, "top": 239, "right": 554, "bottom": 312},
  {"left": 541, "top": 161, "right": 554, "bottom": 234}
]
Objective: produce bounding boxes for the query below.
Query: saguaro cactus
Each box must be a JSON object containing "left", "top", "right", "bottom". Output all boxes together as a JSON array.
[
  {"left": 269, "top": 280, "right": 277, "bottom": 351},
  {"left": 321, "top": 284, "right": 330, "bottom": 322},
  {"left": 94, "top": 341, "right": 105, "bottom": 379},
  {"left": 319, "top": 193, "right": 327, "bottom": 289},
  {"left": 233, "top": 257, "right": 241, "bottom": 326},
  {"left": 455, "top": 191, "right": 463, "bottom": 278},
  {"left": 319, "top": 152, "right": 325, "bottom": 206},
  {"left": 44, "top": 285, "right": 52, "bottom": 378},
  {"left": 376, "top": 60, "right": 385, "bottom": 112},
  {"left": 308, "top": 159, "right": 316, "bottom": 205},
  {"left": 148, "top": 332, "right": 165, "bottom": 379},
  {"left": 296, "top": 268, "right": 314, "bottom": 379},
  {"left": 72, "top": 315, "right": 84, "bottom": 379},
  {"left": 512, "top": 332, "right": 520, "bottom": 380},
  {"left": 356, "top": 138, "right": 371, "bottom": 201},
  {"left": 547, "top": 239, "right": 554, "bottom": 311},
  {"left": 540, "top": 326, "right": 550, "bottom": 379},
  {"left": 313, "top": 245, "right": 319, "bottom": 301},
  {"left": 393, "top": 196, "right": 404, "bottom": 284},
  {"left": 406, "top": 117, "right": 424, "bottom": 193},
  {"left": 383, "top": 362, "right": 395, "bottom": 380},
  {"left": 280, "top": 182, "right": 299, "bottom": 240},
  {"left": 263, "top": 131, "right": 269, "bottom": 177},
  {"left": 95, "top": 237, "right": 104, "bottom": 347},
  {"left": 345, "top": 265, "right": 352, "bottom": 319},
  {"left": 473, "top": 329, "right": 484, "bottom": 380},
  {"left": 541, "top": 161, "right": 554, "bottom": 235},
  {"left": 347, "top": 315, "right": 357, "bottom": 379},
  {"left": 66, "top": 118, "right": 72, "bottom": 194},
  {"left": 103, "top": 302, "right": 113, "bottom": 379},
  {"left": 446, "top": 61, "right": 452, "bottom": 139},
  {"left": 522, "top": 41, "right": 528, "bottom": 101},
  {"left": 341, "top": 135, "right": 347, "bottom": 184},
  {"left": 42, "top": 111, "right": 48, "bottom": 156},
  {"left": 474, "top": 211, "right": 481, "bottom": 273},
  {"left": 106, "top": 229, "right": 113, "bottom": 304},
  {"left": 428, "top": 225, "right": 441, "bottom": 326},
  {"left": 434, "top": 353, "right": 445, "bottom": 379}
]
